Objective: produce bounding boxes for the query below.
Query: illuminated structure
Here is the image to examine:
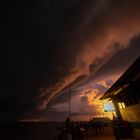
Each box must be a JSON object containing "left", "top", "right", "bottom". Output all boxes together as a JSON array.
[{"left": 100, "top": 56, "right": 140, "bottom": 138}]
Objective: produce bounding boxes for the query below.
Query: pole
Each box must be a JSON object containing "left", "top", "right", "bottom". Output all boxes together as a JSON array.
[
  {"left": 69, "top": 86, "right": 71, "bottom": 120},
  {"left": 68, "top": 86, "right": 72, "bottom": 140},
  {"left": 111, "top": 96, "right": 122, "bottom": 121}
]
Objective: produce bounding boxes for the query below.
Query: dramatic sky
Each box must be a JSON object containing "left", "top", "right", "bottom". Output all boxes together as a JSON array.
[{"left": 1, "top": 0, "right": 140, "bottom": 121}]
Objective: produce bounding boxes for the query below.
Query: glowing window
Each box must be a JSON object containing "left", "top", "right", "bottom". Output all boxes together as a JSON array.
[
  {"left": 103, "top": 102, "right": 115, "bottom": 112},
  {"left": 118, "top": 102, "right": 125, "bottom": 109}
]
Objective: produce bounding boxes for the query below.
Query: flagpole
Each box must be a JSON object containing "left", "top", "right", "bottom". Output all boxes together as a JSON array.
[
  {"left": 68, "top": 86, "right": 72, "bottom": 140},
  {"left": 68, "top": 86, "right": 71, "bottom": 120}
]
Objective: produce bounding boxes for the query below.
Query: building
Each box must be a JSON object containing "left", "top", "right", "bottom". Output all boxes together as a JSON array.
[{"left": 100, "top": 56, "right": 140, "bottom": 139}]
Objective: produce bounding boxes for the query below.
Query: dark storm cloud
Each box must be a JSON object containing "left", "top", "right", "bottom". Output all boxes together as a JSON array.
[
  {"left": 42, "top": 0, "right": 140, "bottom": 110},
  {"left": 49, "top": 79, "right": 108, "bottom": 106},
  {"left": 1, "top": 0, "right": 140, "bottom": 116},
  {"left": 2, "top": 0, "right": 88, "bottom": 112},
  {"left": 51, "top": 38, "right": 140, "bottom": 105},
  {"left": 94, "top": 36, "right": 140, "bottom": 77},
  {"left": 78, "top": 37, "right": 140, "bottom": 88}
]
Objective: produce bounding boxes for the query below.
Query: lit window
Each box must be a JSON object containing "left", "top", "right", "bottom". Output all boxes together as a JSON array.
[
  {"left": 103, "top": 101, "right": 115, "bottom": 112},
  {"left": 118, "top": 103, "right": 122, "bottom": 109},
  {"left": 118, "top": 102, "right": 125, "bottom": 109},
  {"left": 122, "top": 102, "right": 126, "bottom": 108}
]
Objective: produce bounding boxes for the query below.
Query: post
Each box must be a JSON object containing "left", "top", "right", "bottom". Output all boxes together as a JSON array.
[
  {"left": 68, "top": 86, "right": 72, "bottom": 140},
  {"left": 69, "top": 86, "right": 71, "bottom": 120},
  {"left": 111, "top": 96, "right": 122, "bottom": 121}
]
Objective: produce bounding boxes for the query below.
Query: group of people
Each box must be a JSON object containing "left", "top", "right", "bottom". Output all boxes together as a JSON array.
[{"left": 56, "top": 118, "right": 106, "bottom": 140}]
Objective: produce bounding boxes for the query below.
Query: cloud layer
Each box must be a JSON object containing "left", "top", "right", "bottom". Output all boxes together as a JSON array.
[
  {"left": 1, "top": 0, "right": 140, "bottom": 119},
  {"left": 35, "top": 0, "right": 140, "bottom": 110}
]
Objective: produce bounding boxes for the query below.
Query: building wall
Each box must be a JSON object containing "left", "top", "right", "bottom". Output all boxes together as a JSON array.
[
  {"left": 119, "top": 103, "right": 140, "bottom": 122},
  {"left": 119, "top": 103, "right": 140, "bottom": 139}
]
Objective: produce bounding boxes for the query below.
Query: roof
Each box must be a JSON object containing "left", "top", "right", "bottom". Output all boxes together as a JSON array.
[{"left": 100, "top": 56, "right": 140, "bottom": 100}]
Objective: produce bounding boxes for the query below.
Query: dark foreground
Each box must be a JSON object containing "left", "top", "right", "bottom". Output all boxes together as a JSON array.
[
  {"left": 0, "top": 122, "right": 60, "bottom": 140},
  {"left": 0, "top": 121, "right": 137, "bottom": 140}
]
